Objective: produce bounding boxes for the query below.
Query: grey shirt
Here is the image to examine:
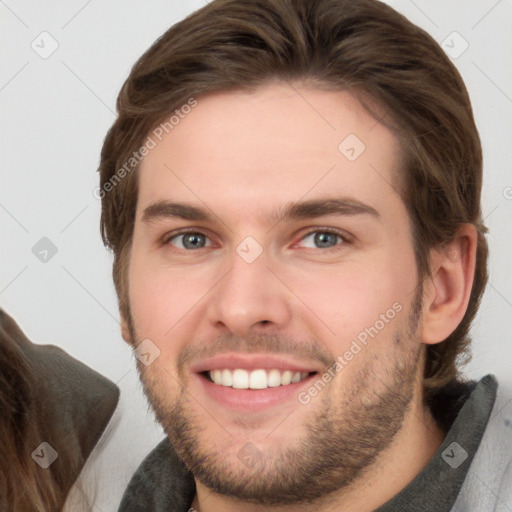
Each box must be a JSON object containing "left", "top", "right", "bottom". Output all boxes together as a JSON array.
[{"left": 118, "top": 374, "right": 498, "bottom": 512}]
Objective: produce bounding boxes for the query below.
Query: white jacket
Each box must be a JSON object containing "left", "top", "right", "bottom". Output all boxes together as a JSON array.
[{"left": 451, "top": 380, "right": 512, "bottom": 511}]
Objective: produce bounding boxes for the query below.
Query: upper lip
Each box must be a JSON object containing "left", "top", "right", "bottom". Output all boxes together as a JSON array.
[{"left": 189, "top": 353, "right": 323, "bottom": 374}]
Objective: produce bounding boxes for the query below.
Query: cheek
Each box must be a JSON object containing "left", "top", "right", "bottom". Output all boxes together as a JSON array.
[
  {"left": 128, "top": 271, "right": 182, "bottom": 377},
  {"left": 128, "top": 250, "right": 183, "bottom": 341},
  {"left": 127, "top": 249, "right": 213, "bottom": 369},
  {"left": 286, "top": 251, "right": 415, "bottom": 349}
]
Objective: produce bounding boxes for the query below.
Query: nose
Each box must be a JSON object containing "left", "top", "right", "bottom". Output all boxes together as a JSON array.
[{"left": 205, "top": 244, "right": 293, "bottom": 338}]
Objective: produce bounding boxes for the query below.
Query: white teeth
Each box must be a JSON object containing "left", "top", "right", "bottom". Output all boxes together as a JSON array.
[
  {"left": 267, "top": 369, "right": 281, "bottom": 387},
  {"left": 212, "top": 369, "right": 222, "bottom": 385},
  {"left": 207, "top": 368, "right": 311, "bottom": 389},
  {"left": 232, "top": 369, "right": 249, "bottom": 389},
  {"left": 249, "top": 369, "right": 267, "bottom": 389},
  {"left": 281, "top": 370, "right": 292, "bottom": 385},
  {"left": 222, "top": 369, "right": 233, "bottom": 387}
]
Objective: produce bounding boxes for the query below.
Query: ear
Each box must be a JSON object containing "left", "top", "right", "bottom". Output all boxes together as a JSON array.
[
  {"left": 421, "top": 224, "right": 478, "bottom": 345},
  {"left": 120, "top": 315, "right": 132, "bottom": 344}
]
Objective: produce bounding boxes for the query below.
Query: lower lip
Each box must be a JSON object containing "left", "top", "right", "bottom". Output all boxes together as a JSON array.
[{"left": 195, "top": 373, "right": 316, "bottom": 412}]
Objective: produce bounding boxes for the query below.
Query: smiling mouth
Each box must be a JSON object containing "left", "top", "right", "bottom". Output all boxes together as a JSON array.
[{"left": 201, "top": 369, "right": 317, "bottom": 390}]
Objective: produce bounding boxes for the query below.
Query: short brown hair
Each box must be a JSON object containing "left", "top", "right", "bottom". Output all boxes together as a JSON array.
[{"left": 98, "top": 0, "right": 488, "bottom": 400}]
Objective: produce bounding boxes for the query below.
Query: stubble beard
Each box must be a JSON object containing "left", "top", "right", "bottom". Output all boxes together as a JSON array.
[{"left": 130, "top": 293, "right": 423, "bottom": 506}]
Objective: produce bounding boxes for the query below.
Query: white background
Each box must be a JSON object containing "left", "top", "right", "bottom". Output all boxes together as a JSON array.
[{"left": 1, "top": 1, "right": 511, "bottom": 510}]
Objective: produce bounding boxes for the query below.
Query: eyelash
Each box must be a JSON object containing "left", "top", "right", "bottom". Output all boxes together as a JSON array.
[{"left": 161, "top": 227, "right": 352, "bottom": 253}]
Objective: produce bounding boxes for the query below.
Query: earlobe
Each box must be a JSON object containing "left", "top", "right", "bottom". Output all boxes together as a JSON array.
[
  {"left": 420, "top": 224, "right": 477, "bottom": 345},
  {"left": 120, "top": 316, "right": 132, "bottom": 344}
]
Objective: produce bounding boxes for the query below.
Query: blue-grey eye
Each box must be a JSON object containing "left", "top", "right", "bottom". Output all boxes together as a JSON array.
[
  {"left": 301, "top": 231, "right": 343, "bottom": 249},
  {"left": 169, "top": 232, "right": 210, "bottom": 250}
]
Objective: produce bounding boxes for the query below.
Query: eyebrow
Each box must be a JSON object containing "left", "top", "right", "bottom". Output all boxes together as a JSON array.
[{"left": 141, "top": 197, "right": 380, "bottom": 226}]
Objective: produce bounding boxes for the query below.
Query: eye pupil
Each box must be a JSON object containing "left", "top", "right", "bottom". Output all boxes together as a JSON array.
[
  {"left": 315, "top": 232, "right": 337, "bottom": 248},
  {"left": 183, "top": 233, "right": 205, "bottom": 249}
]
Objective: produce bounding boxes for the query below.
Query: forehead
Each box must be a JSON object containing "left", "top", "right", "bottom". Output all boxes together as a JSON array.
[{"left": 136, "top": 82, "right": 402, "bottom": 223}]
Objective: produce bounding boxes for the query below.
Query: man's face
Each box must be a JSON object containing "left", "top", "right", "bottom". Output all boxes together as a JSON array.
[{"left": 124, "top": 82, "right": 426, "bottom": 504}]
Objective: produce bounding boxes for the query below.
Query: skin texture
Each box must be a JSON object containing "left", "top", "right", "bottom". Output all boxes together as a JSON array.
[{"left": 121, "top": 82, "right": 477, "bottom": 512}]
